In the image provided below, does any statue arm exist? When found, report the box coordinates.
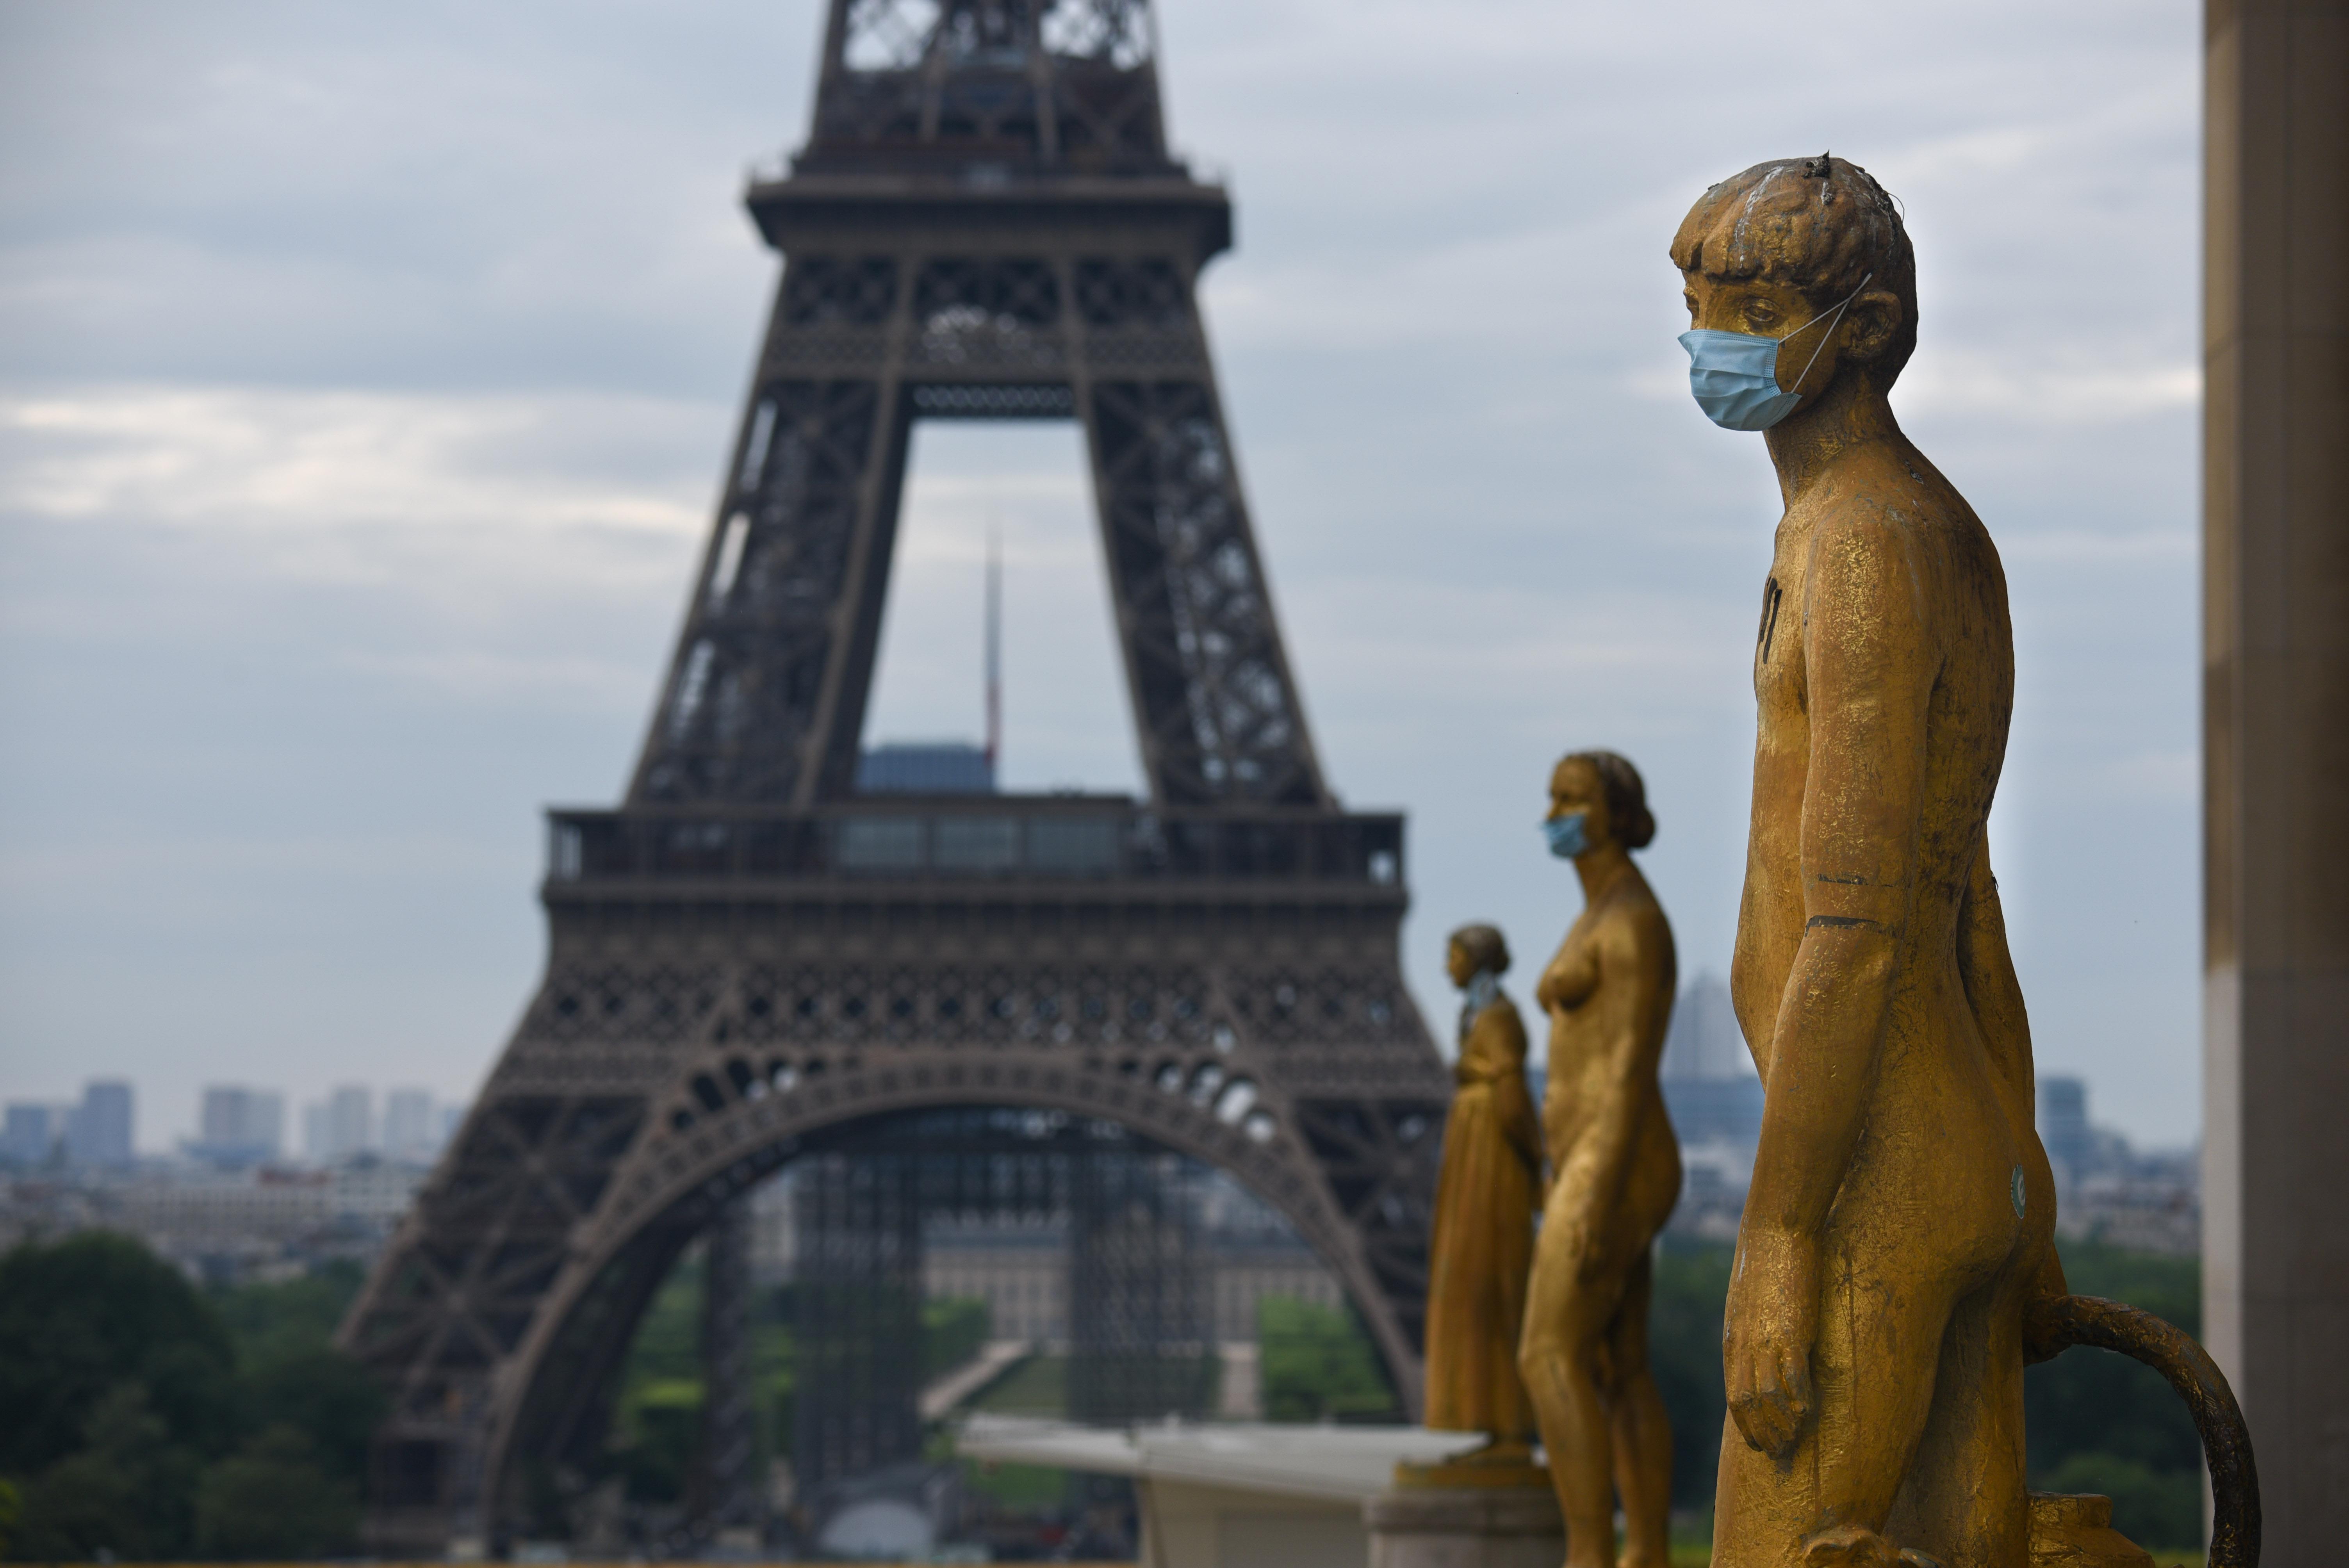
[1726,511,1932,1458]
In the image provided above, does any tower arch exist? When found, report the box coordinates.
[480,1077,1418,1541]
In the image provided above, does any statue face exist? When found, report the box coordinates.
[1446,940,1477,989]
[1680,269,1901,411]
[1547,756,1613,853]
[1680,271,1847,410]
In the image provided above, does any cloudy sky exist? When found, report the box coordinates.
[0,0,2200,1151]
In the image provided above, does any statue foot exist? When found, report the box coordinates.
[1801,1526,1946,1568]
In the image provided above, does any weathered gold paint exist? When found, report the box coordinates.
[1517,752,1681,1568]
[1673,157,2074,1568]
[1419,928,1544,1456]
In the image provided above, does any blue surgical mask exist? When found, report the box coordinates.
[1678,272,1873,432]
[1543,813,1588,859]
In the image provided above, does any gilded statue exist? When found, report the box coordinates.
[1672,156,2067,1567]
[1518,751,1681,1568]
[1419,922,1543,1466]
[1659,153,2267,1568]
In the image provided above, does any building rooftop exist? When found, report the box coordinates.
[857,742,996,795]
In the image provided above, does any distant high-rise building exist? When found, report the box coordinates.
[64,1081,135,1167]
[190,1086,285,1166]
[1661,972,1748,1083]
[2037,1075,2093,1186]
[382,1089,437,1160]
[2,1103,62,1166]
[251,1090,285,1154]
[1659,973,1764,1154]
[314,1086,374,1162]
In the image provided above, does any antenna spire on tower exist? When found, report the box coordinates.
[984,526,1002,781]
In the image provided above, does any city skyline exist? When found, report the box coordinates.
[1,1076,463,1164]
[0,1000,2196,1161]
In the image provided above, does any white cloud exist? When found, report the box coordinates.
[0,385,718,634]
[0,386,711,536]
[1897,354,2200,425]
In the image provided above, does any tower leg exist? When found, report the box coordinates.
[1071,1148,1207,1422]
[695,1196,761,1545]
[791,1151,925,1497]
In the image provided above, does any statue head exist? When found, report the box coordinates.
[1669,155,1916,414]
[1447,923,1510,987]
[1549,750,1656,858]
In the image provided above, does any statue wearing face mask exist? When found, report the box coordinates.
[1673,158,2073,1568]
[1417,922,1544,1470]
[1521,749,1681,1568]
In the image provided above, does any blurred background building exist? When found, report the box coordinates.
[0,1076,465,1284]
[2,1080,136,1170]
[1657,974,1763,1244]
[185,1085,285,1168]
[2037,1074,2199,1257]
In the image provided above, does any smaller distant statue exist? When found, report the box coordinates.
[1520,751,1680,1568]
[1419,922,1544,1466]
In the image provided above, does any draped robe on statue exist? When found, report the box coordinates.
[1422,984,1543,1438]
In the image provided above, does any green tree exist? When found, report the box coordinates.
[209,1258,368,1365]
[1259,1295,1399,1422]
[2024,1242,2205,1547]
[0,1233,236,1476]
[11,1385,201,1562]
[610,1256,707,1502]
[2039,1453,2201,1552]
[1649,1242,1734,1507]
[240,1345,388,1491]
[193,1424,361,1561]
[0,1233,397,1562]
[618,1381,703,1504]
[924,1296,992,1380]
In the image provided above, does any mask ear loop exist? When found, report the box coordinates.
[1779,270,1875,394]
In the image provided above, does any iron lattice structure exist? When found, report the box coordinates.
[340,0,1449,1553]
[784,1107,1214,1496]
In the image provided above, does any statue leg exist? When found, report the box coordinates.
[1880,1268,2034,1566]
[1520,1222,1632,1568]
[1711,1243,1959,1568]
[1605,1249,1674,1568]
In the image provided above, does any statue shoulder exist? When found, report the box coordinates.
[1595,873,1675,962]
[1466,994,1530,1058]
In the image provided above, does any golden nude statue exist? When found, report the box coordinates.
[1419,922,1543,1465]
[1672,156,2069,1568]
[1518,751,1681,1568]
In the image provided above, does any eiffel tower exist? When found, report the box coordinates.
[342,0,1449,1552]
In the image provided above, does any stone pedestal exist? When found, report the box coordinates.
[1364,1484,1563,1568]
[2028,1492,2153,1568]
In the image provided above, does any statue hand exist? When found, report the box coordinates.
[1724,1226,1819,1459]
